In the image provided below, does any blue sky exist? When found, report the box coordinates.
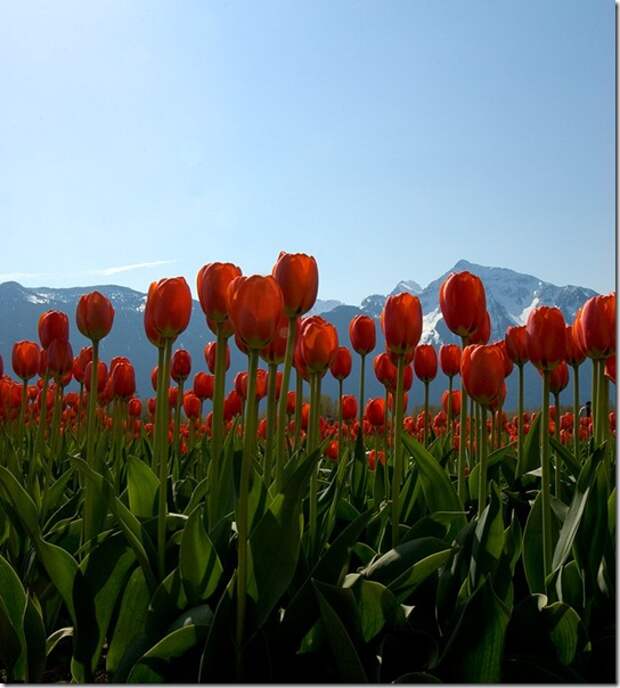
[0,1,614,305]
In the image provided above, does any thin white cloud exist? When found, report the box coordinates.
[92,260,175,276]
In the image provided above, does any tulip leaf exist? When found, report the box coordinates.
[0,554,27,680]
[401,434,466,537]
[71,533,137,681]
[127,624,208,683]
[246,448,320,629]
[180,507,223,605]
[438,578,510,682]
[312,580,369,682]
[126,455,159,519]
[23,594,47,683]
[517,412,541,477]
[107,567,151,676]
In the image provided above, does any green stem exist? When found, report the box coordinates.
[208,325,228,523]
[478,406,488,512]
[236,349,259,678]
[553,392,561,498]
[358,354,366,436]
[157,339,173,580]
[264,362,278,484]
[83,340,100,546]
[457,372,468,502]
[423,381,429,446]
[572,364,580,461]
[294,369,303,451]
[391,355,405,547]
[275,317,297,492]
[308,372,322,558]
[447,376,453,440]
[518,364,524,471]
[541,370,552,584]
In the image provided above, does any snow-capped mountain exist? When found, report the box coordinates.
[0,261,604,409]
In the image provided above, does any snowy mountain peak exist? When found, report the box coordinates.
[390,279,423,296]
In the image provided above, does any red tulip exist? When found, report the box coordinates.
[439,271,486,339]
[374,352,397,389]
[329,346,352,381]
[47,339,74,377]
[171,349,192,383]
[183,392,201,420]
[204,341,230,373]
[504,325,529,365]
[12,341,41,381]
[111,361,136,399]
[441,389,461,417]
[414,344,438,382]
[439,344,461,377]
[342,394,358,421]
[76,291,114,341]
[128,398,142,417]
[299,316,339,374]
[565,325,586,367]
[196,262,242,335]
[272,251,318,317]
[349,315,376,356]
[468,311,491,345]
[84,361,108,393]
[145,277,192,342]
[461,344,505,407]
[381,293,422,356]
[526,307,567,371]
[576,293,615,360]
[548,361,569,395]
[193,372,214,400]
[365,397,385,427]
[604,355,616,384]
[227,275,284,349]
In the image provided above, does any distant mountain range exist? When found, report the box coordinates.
[0,260,602,410]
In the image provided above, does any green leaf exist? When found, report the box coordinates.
[313,580,368,682]
[344,576,405,642]
[549,437,581,479]
[0,596,22,679]
[179,507,223,605]
[551,453,599,573]
[106,567,150,675]
[281,508,374,650]
[389,549,452,603]
[0,465,40,536]
[23,594,47,683]
[127,456,160,519]
[247,449,320,629]
[401,434,466,538]
[439,578,510,682]
[469,483,505,587]
[517,412,541,477]
[71,533,137,681]
[363,536,448,587]
[127,624,208,683]
[0,554,27,679]
[46,626,73,657]
[522,491,559,595]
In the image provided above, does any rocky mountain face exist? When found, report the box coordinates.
[0,260,603,411]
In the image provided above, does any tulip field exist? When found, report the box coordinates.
[0,253,615,683]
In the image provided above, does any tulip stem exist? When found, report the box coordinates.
[236,349,259,678]
[83,339,100,547]
[264,362,278,484]
[541,370,553,585]
[208,325,228,524]
[358,354,366,435]
[572,364,580,461]
[152,346,165,474]
[294,370,303,451]
[447,376,453,441]
[275,317,297,492]
[478,406,488,513]
[423,381,429,446]
[517,364,524,472]
[173,380,184,481]
[308,372,321,559]
[457,378,468,504]
[553,391,561,498]
[391,355,405,547]
[157,338,173,580]
[18,380,27,460]
[33,372,49,471]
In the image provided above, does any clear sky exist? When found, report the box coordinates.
[0,1,614,305]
